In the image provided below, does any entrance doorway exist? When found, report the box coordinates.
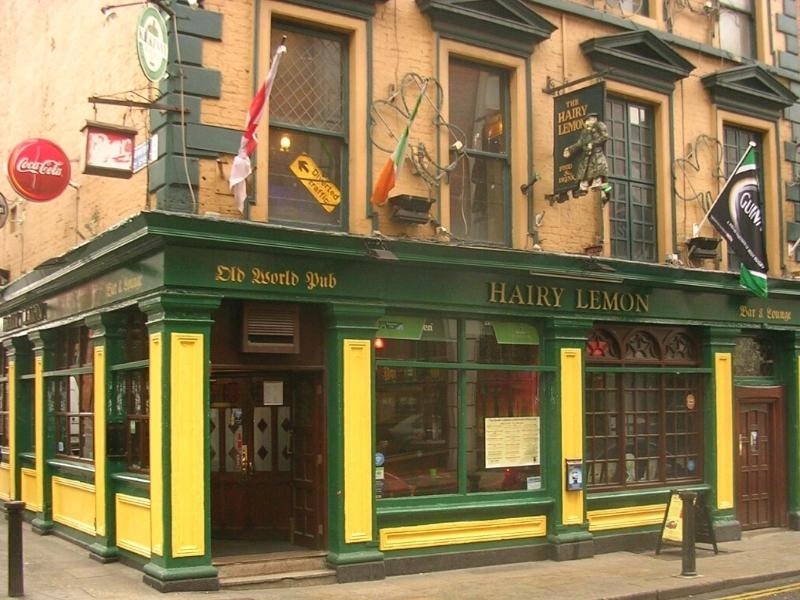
[210,371,326,550]
[735,386,787,530]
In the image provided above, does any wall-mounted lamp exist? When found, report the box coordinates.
[366,239,398,261]
[279,134,291,152]
[528,266,624,284]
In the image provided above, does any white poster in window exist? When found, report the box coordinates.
[485,417,540,468]
[263,381,284,405]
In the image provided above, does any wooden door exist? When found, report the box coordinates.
[210,377,292,538]
[736,386,787,530]
[290,372,326,548]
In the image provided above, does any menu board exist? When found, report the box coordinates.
[485,417,540,468]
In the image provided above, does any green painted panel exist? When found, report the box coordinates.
[171,64,221,98]
[492,321,539,345]
[148,155,199,191]
[150,94,202,128]
[170,34,203,66]
[186,123,242,154]
[174,3,222,40]
[164,245,800,328]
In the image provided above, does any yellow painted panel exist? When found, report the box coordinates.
[52,476,96,535]
[560,348,583,526]
[93,346,106,536]
[587,504,666,532]
[343,339,372,543]
[34,355,43,510]
[715,352,734,510]
[8,361,15,499]
[0,464,10,501]
[169,332,205,558]
[149,333,164,556]
[20,468,40,511]
[116,493,152,558]
[380,516,547,551]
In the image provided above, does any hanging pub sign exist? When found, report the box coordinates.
[81,121,136,179]
[0,193,8,229]
[6,138,71,202]
[136,6,169,82]
[552,82,606,203]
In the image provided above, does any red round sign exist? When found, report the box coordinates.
[7,138,71,202]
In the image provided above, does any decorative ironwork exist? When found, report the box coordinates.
[625,330,659,360]
[664,332,696,361]
[673,134,724,214]
[733,336,775,377]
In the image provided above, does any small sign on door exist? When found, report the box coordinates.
[263,381,284,405]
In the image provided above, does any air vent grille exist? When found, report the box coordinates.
[242,303,299,353]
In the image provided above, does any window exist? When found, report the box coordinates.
[0,350,8,463]
[723,125,762,271]
[733,334,774,377]
[268,23,346,229]
[448,60,510,245]
[375,317,541,498]
[49,326,94,460]
[719,0,755,59]
[112,311,149,472]
[585,325,703,490]
[606,96,656,262]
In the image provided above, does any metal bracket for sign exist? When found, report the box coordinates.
[87,96,189,114]
[543,70,611,95]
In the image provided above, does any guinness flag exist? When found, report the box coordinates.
[708,143,767,297]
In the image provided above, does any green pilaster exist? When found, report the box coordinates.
[86,313,126,563]
[4,337,32,501]
[324,304,386,583]
[28,330,56,534]
[139,294,221,592]
[703,327,740,541]
[542,317,593,560]
[780,331,800,530]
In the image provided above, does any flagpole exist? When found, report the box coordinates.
[694,140,757,236]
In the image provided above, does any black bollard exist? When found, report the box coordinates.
[679,491,697,577]
[6,500,25,597]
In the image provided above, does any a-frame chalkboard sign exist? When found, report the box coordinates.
[655,490,718,555]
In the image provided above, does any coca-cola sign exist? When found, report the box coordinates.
[7,138,71,202]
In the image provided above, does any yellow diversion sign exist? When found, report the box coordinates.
[289,153,341,213]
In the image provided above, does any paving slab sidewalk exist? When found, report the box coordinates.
[1,518,798,600]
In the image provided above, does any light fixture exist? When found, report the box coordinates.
[528,267,624,284]
[366,240,398,261]
[279,134,291,152]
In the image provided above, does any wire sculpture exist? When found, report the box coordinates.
[673,134,724,214]
[369,72,466,196]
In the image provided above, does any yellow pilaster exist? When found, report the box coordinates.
[561,348,584,526]
[715,352,734,510]
[149,333,164,556]
[343,339,372,543]
[34,355,43,510]
[93,346,106,536]
[8,360,15,499]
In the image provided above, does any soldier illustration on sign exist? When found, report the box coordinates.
[562,112,611,201]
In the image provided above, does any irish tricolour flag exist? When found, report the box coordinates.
[371,85,427,206]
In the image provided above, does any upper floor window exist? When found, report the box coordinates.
[268,23,346,229]
[606,96,656,262]
[609,0,649,17]
[723,125,762,271]
[448,59,510,245]
[719,0,755,59]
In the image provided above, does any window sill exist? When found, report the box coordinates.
[587,482,709,507]
[377,492,554,522]
[111,472,150,490]
[47,458,95,478]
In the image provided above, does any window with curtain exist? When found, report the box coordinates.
[719,0,755,59]
[268,23,346,229]
[723,125,763,272]
[375,317,542,498]
[585,325,704,490]
[448,59,510,245]
[49,326,94,460]
[606,96,656,262]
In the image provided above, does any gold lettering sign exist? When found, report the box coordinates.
[488,282,649,314]
[214,264,337,292]
[739,305,792,322]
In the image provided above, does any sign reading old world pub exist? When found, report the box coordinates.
[553,82,606,200]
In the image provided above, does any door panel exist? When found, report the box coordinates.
[736,386,786,530]
[290,374,325,549]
